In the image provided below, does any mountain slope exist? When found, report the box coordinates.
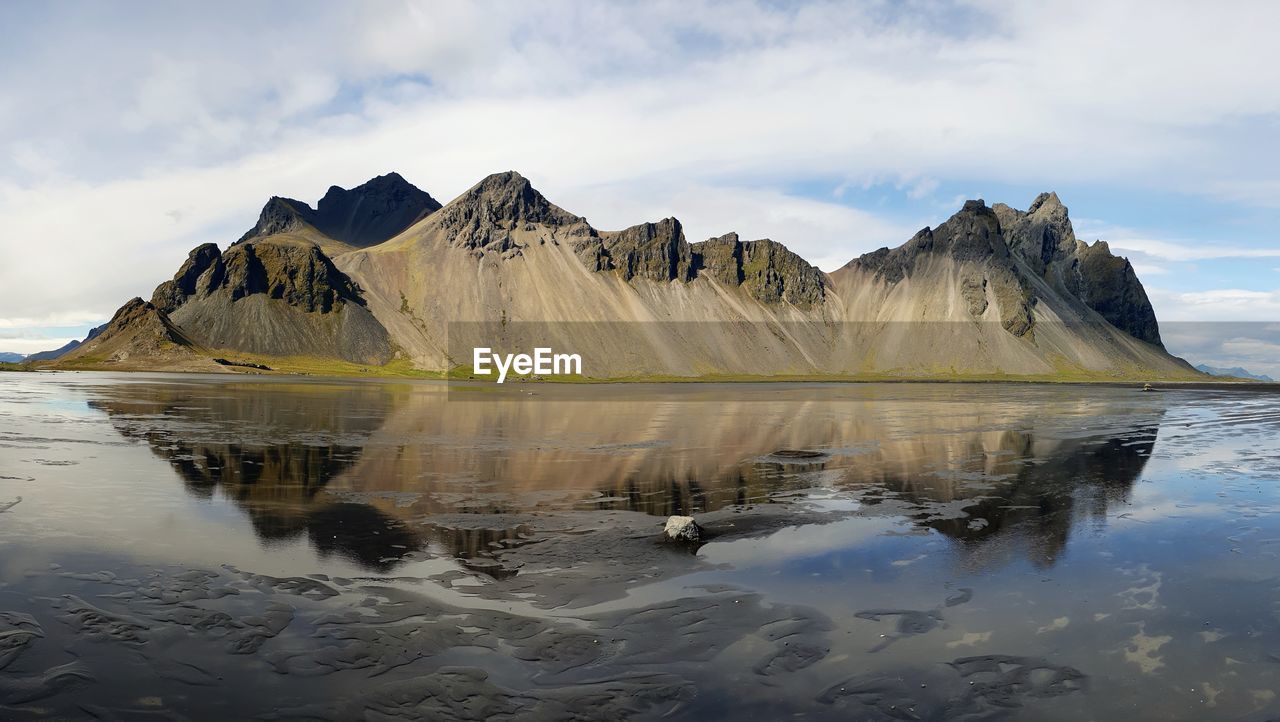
[62,171,1200,380]
[57,298,216,370]
[149,235,392,364]
[824,194,1186,377]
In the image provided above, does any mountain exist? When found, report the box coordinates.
[237,172,440,251]
[25,324,107,362]
[1194,364,1274,382]
[54,171,1200,380]
[148,237,391,364]
[0,352,24,363]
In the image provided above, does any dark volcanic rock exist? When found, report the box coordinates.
[151,243,225,313]
[237,197,313,244]
[852,199,1009,285]
[238,173,440,247]
[691,233,826,307]
[997,193,1163,346]
[438,171,585,255]
[851,194,1162,344]
[153,241,364,315]
[851,200,1034,336]
[154,239,368,316]
[691,232,744,285]
[1073,241,1162,345]
[739,239,826,307]
[994,192,1076,275]
[599,218,693,282]
[310,172,440,246]
[221,242,365,313]
[147,237,391,364]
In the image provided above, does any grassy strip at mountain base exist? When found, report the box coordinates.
[443,363,1208,385]
[47,353,1211,384]
[0,362,33,372]
[194,353,448,378]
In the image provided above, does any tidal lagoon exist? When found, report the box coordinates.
[1,372,1277,719]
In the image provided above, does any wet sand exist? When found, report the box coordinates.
[2,373,1280,719]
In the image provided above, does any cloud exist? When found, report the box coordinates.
[0,336,78,356]
[5,0,1280,330]
[1105,238,1280,263]
[1160,323,1280,377]
[1148,289,1280,322]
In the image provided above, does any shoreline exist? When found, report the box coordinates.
[12,364,1274,391]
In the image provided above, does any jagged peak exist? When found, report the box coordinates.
[613,217,683,239]
[438,171,582,237]
[236,197,313,244]
[993,191,1068,221]
[1028,191,1065,215]
[935,199,999,233]
[237,173,442,247]
[317,171,435,209]
[450,171,555,217]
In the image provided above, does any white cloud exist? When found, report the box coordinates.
[1148,289,1280,322]
[1130,263,1168,277]
[5,0,1280,331]
[0,336,78,356]
[1162,326,1280,378]
[1107,239,1280,263]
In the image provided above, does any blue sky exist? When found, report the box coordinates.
[3,1,1280,371]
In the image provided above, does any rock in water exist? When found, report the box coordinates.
[664,516,701,543]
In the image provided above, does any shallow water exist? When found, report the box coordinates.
[1,372,1279,719]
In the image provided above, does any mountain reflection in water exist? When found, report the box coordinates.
[86,379,1162,573]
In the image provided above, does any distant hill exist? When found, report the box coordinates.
[0,352,25,363]
[1194,363,1274,382]
[57,171,1200,380]
[26,324,107,362]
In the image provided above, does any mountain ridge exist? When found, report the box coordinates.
[53,171,1201,380]
[238,172,441,250]
[1194,363,1273,382]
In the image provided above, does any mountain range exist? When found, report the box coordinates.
[47,171,1200,380]
[1194,364,1273,382]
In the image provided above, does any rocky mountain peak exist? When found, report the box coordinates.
[238,197,312,243]
[449,171,575,224]
[596,218,692,282]
[690,234,826,307]
[1028,191,1065,215]
[238,173,441,248]
[152,243,226,313]
[437,171,584,254]
[994,191,1077,273]
[855,199,1006,281]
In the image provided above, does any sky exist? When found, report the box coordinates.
[3,0,1280,372]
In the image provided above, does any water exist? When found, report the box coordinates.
[1,372,1278,719]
